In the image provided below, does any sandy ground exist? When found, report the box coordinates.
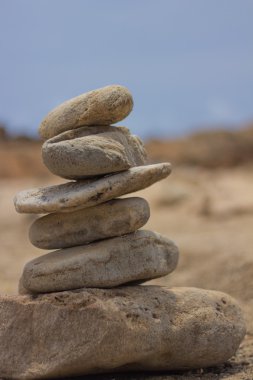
[0,166,253,379]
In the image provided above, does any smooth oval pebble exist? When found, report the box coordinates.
[0,286,246,378]
[39,85,133,139]
[14,163,172,214]
[42,125,146,179]
[29,197,150,249]
[21,230,179,293]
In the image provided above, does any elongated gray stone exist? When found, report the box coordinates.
[29,197,150,249]
[39,85,133,139]
[21,230,178,293]
[42,125,146,179]
[14,163,171,214]
[0,286,246,379]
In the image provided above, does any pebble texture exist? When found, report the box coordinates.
[14,163,171,214]
[29,197,150,249]
[42,125,146,179]
[39,85,133,139]
[0,286,246,379]
[21,230,178,293]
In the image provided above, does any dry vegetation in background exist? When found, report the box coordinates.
[0,123,253,178]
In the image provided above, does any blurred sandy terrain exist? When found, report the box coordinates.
[2,167,253,297]
[0,128,253,378]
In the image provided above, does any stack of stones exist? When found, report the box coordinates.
[16,85,178,294]
[0,85,245,379]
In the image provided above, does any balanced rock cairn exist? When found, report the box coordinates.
[0,85,245,379]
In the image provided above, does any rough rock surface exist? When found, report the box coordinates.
[14,163,171,214]
[39,85,133,139]
[0,286,246,379]
[21,230,178,293]
[29,197,150,249]
[42,125,146,179]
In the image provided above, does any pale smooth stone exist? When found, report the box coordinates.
[42,125,146,179]
[29,197,150,249]
[39,85,133,139]
[0,287,246,379]
[21,230,179,293]
[14,163,171,214]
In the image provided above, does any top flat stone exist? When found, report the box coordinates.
[39,85,133,139]
[14,163,171,214]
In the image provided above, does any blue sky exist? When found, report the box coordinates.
[0,0,252,138]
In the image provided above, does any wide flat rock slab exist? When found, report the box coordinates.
[39,85,133,139]
[14,163,171,214]
[0,286,246,379]
[21,230,178,293]
[29,197,150,249]
[42,125,146,179]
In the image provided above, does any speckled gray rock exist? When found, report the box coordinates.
[14,163,171,214]
[0,286,246,379]
[20,230,178,293]
[42,125,146,179]
[29,197,150,249]
[39,85,133,139]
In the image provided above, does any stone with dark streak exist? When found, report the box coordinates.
[14,163,171,214]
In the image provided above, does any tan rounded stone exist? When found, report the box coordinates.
[14,163,171,214]
[21,230,179,293]
[42,125,146,179]
[29,197,150,249]
[39,85,133,139]
[0,286,246,378]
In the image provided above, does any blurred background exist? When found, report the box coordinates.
[0,0,253,374]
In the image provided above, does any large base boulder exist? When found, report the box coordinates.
[0,286,246,379]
